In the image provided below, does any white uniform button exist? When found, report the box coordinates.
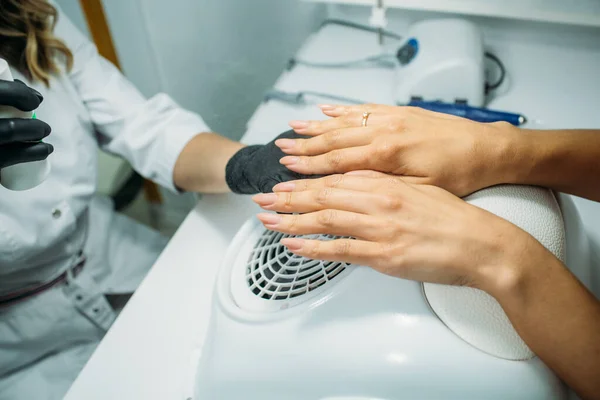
[52,208,62,219]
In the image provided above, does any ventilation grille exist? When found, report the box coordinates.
[246,230,350,301]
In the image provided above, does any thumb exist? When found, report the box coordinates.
[400,176,431,186]
[344,170,389,179]
[345,170,431,186]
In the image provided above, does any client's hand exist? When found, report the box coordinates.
[276,104,519,197]
[251,171,548,295]
[225,130,318,194]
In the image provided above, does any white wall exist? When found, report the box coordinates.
[54,0,89,36]
[60,0,326,140]
[138,0,325,139]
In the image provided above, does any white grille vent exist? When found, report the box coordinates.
[227,218,355,314]
[246,230,350,301]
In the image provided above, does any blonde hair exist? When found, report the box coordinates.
[0,0,73,86]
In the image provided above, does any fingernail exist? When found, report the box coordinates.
[275,139,296,150]
[289,120,309,129]
[257,213,282,226]
[318,104,335,111]
[273,182,296,192]
[252,193,277,206]
[280,156,299,166]
[281,238,304,251]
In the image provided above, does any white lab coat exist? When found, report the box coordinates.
[0,8,209,400]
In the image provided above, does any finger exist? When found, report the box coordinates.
[272,174,398,193]
[280,146,373,175]
[0,80,43,111]
[346,170,431,187]
[281,237,381,267]
[276,126,373,156]
[345,170,390,179]
[288,113,367,136]
[318,103,391,118]
[0,142,54,169]
[398,176,431,186]
[289,104,388,136]
[257,210,383,241]
[323,104,460,125]
[252,187,386,215]
[0,118,51,144]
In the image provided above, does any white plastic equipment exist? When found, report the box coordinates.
[194,185,591,399]
[0,59,50,191]
[395,19,486,107]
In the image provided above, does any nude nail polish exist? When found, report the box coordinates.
[257,213,282,226]
[275,139,295,150]
[273,182,296,192]
[289,120,309,129]
[252,193,277,206]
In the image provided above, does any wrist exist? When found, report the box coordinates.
[173,133,245,193]
[476,225,549,302]
[484,121,533,187]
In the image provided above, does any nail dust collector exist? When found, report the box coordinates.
[395,19,486,107]
[194,185,592,399]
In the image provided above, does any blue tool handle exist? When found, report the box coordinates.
[408,101,523,125]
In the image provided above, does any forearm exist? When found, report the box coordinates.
[486,240,600,399]
[173,133,244,193]
[499,126,600,201]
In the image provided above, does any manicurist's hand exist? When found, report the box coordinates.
[174,130,317,194]
[0,79,53,170]
[225,130,318,194]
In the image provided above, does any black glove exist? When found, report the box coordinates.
[0,79,53,169]
[226,130,319,194]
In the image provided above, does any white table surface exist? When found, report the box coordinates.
[65,22,600,400]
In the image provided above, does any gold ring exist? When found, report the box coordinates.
[361,112,371,127]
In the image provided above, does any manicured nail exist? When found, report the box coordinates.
[275,139,296,150]
[273,182,296,192]
[289,120,309,129]
[318,104,335,111]
[257,213,282,226]
[280,156,299,166]
[252,193,278,207]
[281,238,305,251]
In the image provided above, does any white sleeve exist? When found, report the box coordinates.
[53,8,210,191]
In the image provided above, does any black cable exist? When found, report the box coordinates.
[320,18,403,40]
[484,51,506,94]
